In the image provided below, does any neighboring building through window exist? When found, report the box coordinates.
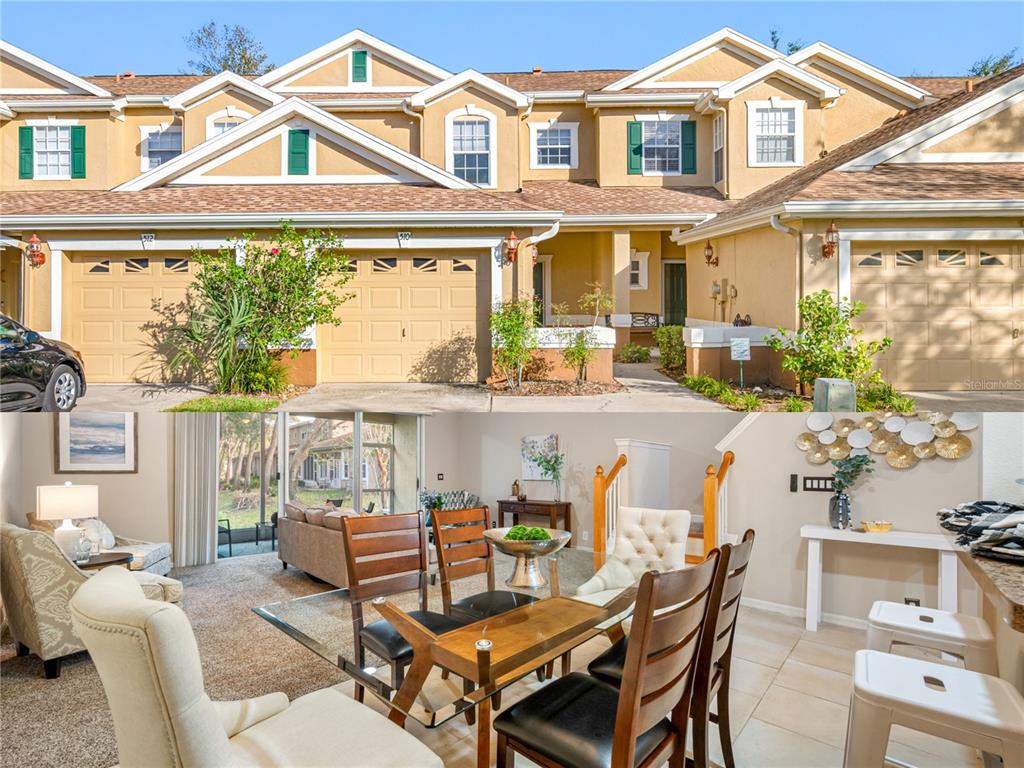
[712,114,725,183]
[141,126,182,171]
[452,118,491,185]
[747,100,803,167]
[529,122,578,169]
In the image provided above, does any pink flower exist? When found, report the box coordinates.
[271,248,279,255]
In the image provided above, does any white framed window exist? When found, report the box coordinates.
[529,122,578,169]
[212,119,243,136]
[445,106,497,188]
[712,114,725,183]
[629,249,650,290]
[205,106,253,140]
[642,121,681,174]
[140,125,182,171]
[746,99,803,168]
[34,125,72,179]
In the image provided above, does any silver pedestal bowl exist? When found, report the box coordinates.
[484,527,572,589]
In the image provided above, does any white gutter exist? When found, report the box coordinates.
[5,99,119,111]
[312,97,406,110]
[770,214,798,236]
[526,91,586,102]
[519,219,560,253]
[563,213,716,227]
[585,93,702,106]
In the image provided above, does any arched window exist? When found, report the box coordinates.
[205,106,254,141]
[445,106,496,188]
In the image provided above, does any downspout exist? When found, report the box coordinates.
[770,213,806,393]
[517,97,534,191]
[401,99,424,157]
[514,219,561,303]
[769,214,797,237]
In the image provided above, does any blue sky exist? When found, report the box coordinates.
[3,1,1021,78]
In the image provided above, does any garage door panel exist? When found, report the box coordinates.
[79,321,115,344]
[81,353,115,378]
[449,286,476,309]
[889,321,928,345]
[80,287,116,311]
[328,322,361,343]
[975,283,1013,307]
[930,320,972,346]
[121,287,156,310]
[409,320,442,343]
[328,354,363,378]
[886,283,928,306]
[852,283,885,306]
[368,321,402,343]
[975,320,1014,347]
[929,282,970,307]
[409,287,442,309]
[368,354,403,378]
[369,287,402,310]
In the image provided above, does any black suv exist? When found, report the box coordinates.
[0,314,86,411]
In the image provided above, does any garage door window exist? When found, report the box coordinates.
[895,250,923,267]
[857,252,882,267]
[453,259,474,272]
[980,250,1006,267]
[125,258,150,273]
[937,249,966,267]
[88,260,110,274]
[164,258,189,273]
[413,257,437,273]
[372,257,397,273]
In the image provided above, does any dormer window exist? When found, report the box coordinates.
[747,99,803,168]
[446,107,497,188]
[140,125,181,171]
[211,119,243,136]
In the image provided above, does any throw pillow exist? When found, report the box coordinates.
[284,504,307,523]
[79,518,116,550]
[322,511,344,530]
[305,508,326,527]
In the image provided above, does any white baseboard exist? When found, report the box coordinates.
[741,596,868,631]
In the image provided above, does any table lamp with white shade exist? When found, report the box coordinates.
[36,482,99,557]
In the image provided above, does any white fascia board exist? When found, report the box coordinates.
[671,206,784,244]
[602,27,782,92]
[408,70,529,108]
[782,199,1024,216]
[114,96,476,191]
[716,60,844,101]
[584,93,703,107]
[308,97,406,110]
[0,40,112,97]
[525,91,586,102]
[4,99,118,111]
[123,95,172,106]
[167,71,284,110]
[561,213,716,227]
[255,29,452,88]
[0,210,564,230]
[839,73,1024,171]
[0,100,13,118]
[786,42,930,102]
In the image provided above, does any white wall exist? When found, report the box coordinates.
[0,413,23,524]
[425,413,743,547]
[12,413,175,545]
[725,413,983,624]
[981,412,1024,501]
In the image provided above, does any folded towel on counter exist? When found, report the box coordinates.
[938,501,1024,564]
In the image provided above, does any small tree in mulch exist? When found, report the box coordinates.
[578,282,614,327]
[490,296,538,390]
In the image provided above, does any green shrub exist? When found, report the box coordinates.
[766,290,892,394]
[857,383,916,413]
[490,297,538,390]
[783,396,809,412]
[617,342,651,363]
[737,392,760,411]
[654,325,685,369]
[561,329,595,385]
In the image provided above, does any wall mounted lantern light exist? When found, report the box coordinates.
[704,240,718,267]
[26,233,45,267]
[504,230,521,263]
[822,221,839,259]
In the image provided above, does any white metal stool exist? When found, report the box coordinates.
[844,650,1024,768]
[867,600,998,675]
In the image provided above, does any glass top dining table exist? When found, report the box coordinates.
[253,545,633,732]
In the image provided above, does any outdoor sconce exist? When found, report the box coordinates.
[822,221,839,259]
[25,233,45,267]
[504,230,521,263]
[703,240,718,267]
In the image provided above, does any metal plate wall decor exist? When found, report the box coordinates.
[796,412,975,471]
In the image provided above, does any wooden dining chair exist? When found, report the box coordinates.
[340,511,467,704]
[431,506,540,622]
[493,552,721,768]
[587,529,756,768]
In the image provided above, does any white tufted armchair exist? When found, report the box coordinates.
[576,506,691,606]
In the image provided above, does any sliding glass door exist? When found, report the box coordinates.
[217,414,279,553]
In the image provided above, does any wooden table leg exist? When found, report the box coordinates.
[550,508,557,531]
[565,506,571,542]
[476,694,491,768]
[387,654,432,727]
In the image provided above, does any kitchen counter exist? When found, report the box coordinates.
[940,527,1024,633]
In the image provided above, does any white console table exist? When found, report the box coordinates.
[800,524,958,632]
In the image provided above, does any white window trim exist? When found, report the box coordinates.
[712,113,725,184]
[350,48,372,86]
[636,117,686,178]
[139,123,182,173]
[535,253,553,323]
[28,118,80,180]
[746,98,804,168]
[528,121,578,170]
[629,249,650,290]
[205,106,254,140]
[444,105,497,189]
[633,112,690,122]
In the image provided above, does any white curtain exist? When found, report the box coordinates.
[173,414,219,567]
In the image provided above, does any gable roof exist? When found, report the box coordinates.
[254,29,451,90]
[786,42,931,105]
[115,96,476,191]
[603,28,782,91]
[0,40,111,97]
[714,58,844,101]
[408,69,529,108]
[166,71,283,110]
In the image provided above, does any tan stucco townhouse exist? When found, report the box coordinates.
[1,28,1021,390]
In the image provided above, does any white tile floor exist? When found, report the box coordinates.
[337,605,983,768]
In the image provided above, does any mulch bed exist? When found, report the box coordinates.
[658,368,812,412]
[490,379,624,397]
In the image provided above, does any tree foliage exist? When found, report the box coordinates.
[490,297,538,389]
[185,22,273,75]
[969,48,1020,77]
[769,27,804,55]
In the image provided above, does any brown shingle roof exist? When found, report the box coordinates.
[486,70,631,92]
[904,76,971,97]
[0,184,549,217]
[698,63,1024,229]
[86,74,211,95]
[797,163,1024,201]
[514,181,728,216]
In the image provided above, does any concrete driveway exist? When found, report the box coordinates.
[907,390,1023,412]
[75,384,210,411]
[279,383,492,413]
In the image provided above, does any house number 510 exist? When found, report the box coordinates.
[397,231,412,246]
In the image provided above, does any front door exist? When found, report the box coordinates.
[664,262,686,326]
[1,248,22,322]
[533,260,545,324]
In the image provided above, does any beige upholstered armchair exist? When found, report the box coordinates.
[27,511,172,576]
[576,506,692,605]
[0,523,181,678]
[70,567,444,768]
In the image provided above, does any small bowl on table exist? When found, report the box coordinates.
[860,520,893,533]
[484,527,572,589]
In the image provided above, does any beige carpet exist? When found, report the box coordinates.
[0,553,346,768]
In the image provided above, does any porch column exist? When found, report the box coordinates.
[611,230,631,348]
[44,249,63,340]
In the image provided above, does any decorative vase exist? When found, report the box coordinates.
[553,477,561,502]
[828,492,851,529]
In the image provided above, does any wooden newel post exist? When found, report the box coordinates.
[703,465,718,559]
[593,464,606,560]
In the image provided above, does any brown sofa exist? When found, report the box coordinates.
[278,503,353,588]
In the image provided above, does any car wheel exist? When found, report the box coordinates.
[43,365,80,411]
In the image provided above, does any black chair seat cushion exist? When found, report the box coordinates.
[587,636,627,685]
[360,610,465,663]
[452,590,540,620]
[493,672,673,768]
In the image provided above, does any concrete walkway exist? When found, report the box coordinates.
[76,384,210,411]
[279,383,492,413]
[906,390,1023,412]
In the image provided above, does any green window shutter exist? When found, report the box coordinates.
[70,125,86,179]
[627,121,643,175]
[287,129,309,175]
[18,126,33,179]
[351,50,368,83]
[680,121,696,175]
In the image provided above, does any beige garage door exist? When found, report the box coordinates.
[319,252,483,382]
[68,253,193,383]
[852,242,1023,391]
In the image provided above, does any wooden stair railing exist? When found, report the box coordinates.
[695,450,735,561]
[592,453,627,567]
